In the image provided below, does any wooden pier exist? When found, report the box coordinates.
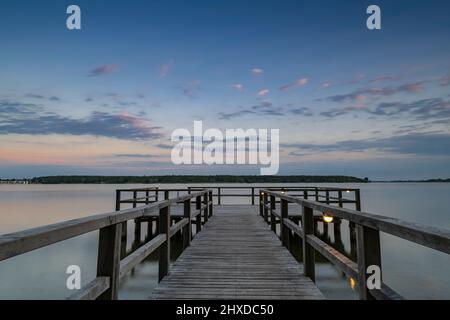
[152,205,323,299]
[0,186,449,300]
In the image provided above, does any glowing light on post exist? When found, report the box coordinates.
[349,277,356,290]
[322,214,334,223]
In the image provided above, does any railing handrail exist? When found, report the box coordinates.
[0,190,209,262]
[261,189,450,254]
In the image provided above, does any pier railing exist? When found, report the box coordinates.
[260,189,450,300]
[116,186,361,206]
[0,189,213,300]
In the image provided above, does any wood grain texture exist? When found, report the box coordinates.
[151,205,324,300]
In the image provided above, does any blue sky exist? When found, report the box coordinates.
[1,0,450,179]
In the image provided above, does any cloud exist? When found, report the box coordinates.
[251,68,263,76]
[368,75,399,83]
[321,82,332,88]
[257,89,269,97]
[218,102,314,120]
[218,109,256,120]
[230,83,244,91]
[370,98,450,121]
[160,60,174,77]
[0,103,161,140]
[279,78,308,91]
[290,107,314,116]
[181,80,201,98]
[115,153,163,158]
[324,81,426,103]
[282,132,450,157]
[440,75,450,86]
[88,65,116,77]
[25,94,60,102]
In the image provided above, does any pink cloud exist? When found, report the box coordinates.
[279,78,308,91]
[257,89,269,96]
[160,60,174,77]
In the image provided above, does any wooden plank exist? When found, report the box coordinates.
[119,234,165,278]
[306,234,358,280]
[66,277,110,300]
[151,205,323,300]
[96,224,121,300]
[302,206,315,282]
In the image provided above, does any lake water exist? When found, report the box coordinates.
[0,183,449,300]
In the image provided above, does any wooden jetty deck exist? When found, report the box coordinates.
[0,186,449,300]
[152,205,323,299]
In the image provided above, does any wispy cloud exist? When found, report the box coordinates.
[25,94,60,102]
[88,64,116,77]
[230,83,244,91]
[279,78,308,91]
[257,89,269,97]
[251,68,263,76]
[320,97,450,123]
[321,82,332,88]
[368,75,399,83]
[181,80,201,98]
[160,60,174,77]
[282,132,450,157]
[324,81,426,103]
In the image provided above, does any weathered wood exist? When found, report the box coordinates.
[270,195,276,232]
[158,206,170,281]
[119,234,165,278]
[357,224,382,300]
[195,196,202,233]
[262,190,450,254]
[306,234,358,280]
[280,199,289,249]
[67,277,110,300]
[182,199,191,248]
[96,224,122,300]
[152,205,323,300]
[302,206,315,282]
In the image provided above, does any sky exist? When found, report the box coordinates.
[1,0,450,180]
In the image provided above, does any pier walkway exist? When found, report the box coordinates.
[152,205,323,299]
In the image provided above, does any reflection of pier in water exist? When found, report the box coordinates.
[0,186,449,300]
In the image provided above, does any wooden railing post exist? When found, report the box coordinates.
[281,199,290,249]
[302,206,315,282]
[263,193,269,223]
[96,223,122,300]
[203,192,209,223]
[251,187,255,205]
[115,190,127,259]
[208,190,213,217]
[155,187,159,201]
[270,195,276,232]
[164,190,169,200]
[158,206,170,281]
[259,192,263,217]
[133,191,141,243]
[356,225,382,300]
[315,187,319,201]
[183,199,191,248]
[218,187,221,205]
[338,190,343,207]
[195,195,202,233]
[355,189,361,211]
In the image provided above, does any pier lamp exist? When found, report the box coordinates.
[322,213,334,223]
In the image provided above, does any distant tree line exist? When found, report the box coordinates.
[28,175,370,184]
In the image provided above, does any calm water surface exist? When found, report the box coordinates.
[0,183,449,299]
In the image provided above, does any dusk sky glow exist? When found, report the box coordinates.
[1,0,450,179]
